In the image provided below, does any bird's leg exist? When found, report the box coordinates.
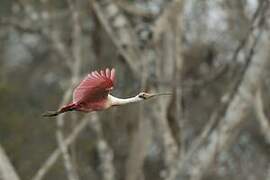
[42,108,75,117]
[42,111,61,117]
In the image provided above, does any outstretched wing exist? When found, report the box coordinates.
[73,68,116,104]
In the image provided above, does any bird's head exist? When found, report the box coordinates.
[137,92,172,100]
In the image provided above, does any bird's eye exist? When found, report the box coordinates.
[138,93,146,99]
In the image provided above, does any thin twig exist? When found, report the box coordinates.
[152,0,184,43]
[116,1,156,18]
[166,1,268,179]
[254,88,270,144]
[0,145,21,180]
[32,116,93,180]
[67,0,83,174]
[163,1,185,179]
[90,113,115,180]
[267,165,270,180]
[37,1,82,179]
[56,108,79,180]
[55,86,79,180]
[91,1,141,79]
[125,49,150,180]
[17,0,73,67]
[68,0,83,80]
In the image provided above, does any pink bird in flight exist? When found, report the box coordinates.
[43,68,171,117]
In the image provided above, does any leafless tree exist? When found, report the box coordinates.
[0,0,270,180]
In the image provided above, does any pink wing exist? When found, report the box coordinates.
[73,68,116,104]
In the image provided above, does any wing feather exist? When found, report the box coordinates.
[100,70,106,77]
[106,68,110,78]
[93,71,100,78]
[91,73,98,79]
[73,68,116,103]
[110,68,115,82]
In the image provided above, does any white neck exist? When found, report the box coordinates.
[108,94,142,106]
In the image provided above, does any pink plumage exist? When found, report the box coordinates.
[42,68,116,117]
[72,68,115,111]
[42,67,170,117]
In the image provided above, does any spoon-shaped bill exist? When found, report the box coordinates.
[148,92,172,98]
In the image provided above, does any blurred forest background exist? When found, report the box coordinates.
[0,0,270,180]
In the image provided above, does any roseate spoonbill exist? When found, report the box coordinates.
[42,68,171,117]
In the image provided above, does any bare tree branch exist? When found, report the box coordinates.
[150,1,186,179]
[91,0,141,79]
[90,113,115,180]
[0,145,20,180]
[67,0,84,174]
[116,1,157,18]
[32,116,93,180]
[254,88,270,144]
[54,73,79,180]
[174,31,269,180]
[35,2,83,175]
[267,165,270,180]
[152,0,184,43]
[16,0,73,67]
[164,2,269,179]
[68,0,83,81]
[172,0,185,155]
[56,106,80,180]
[125,50,151,180]
[51,0,84,179]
